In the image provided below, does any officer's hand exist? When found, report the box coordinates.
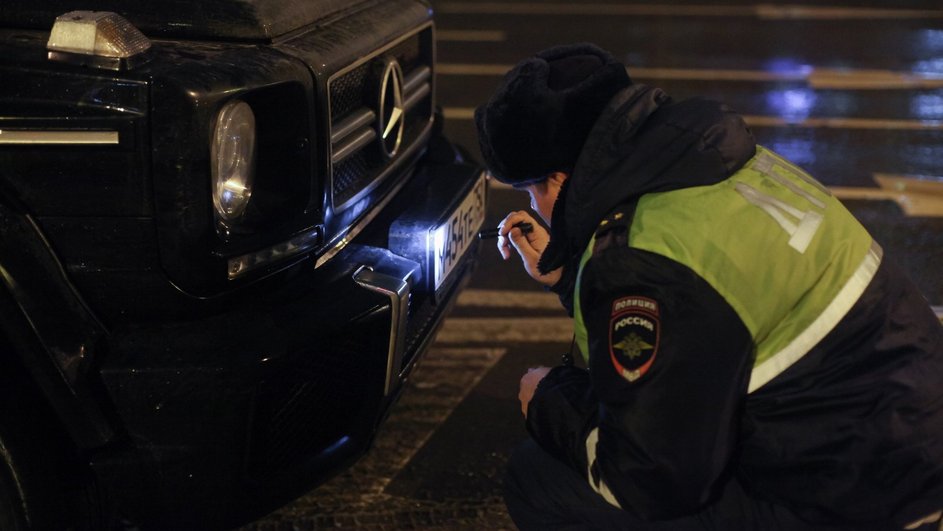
[496,211,562,287]
[518,366,552,418]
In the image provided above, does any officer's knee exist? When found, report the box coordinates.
[503,438,538,503]
[503,439,554,529]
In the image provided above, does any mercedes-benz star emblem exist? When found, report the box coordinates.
[378,59,406,158]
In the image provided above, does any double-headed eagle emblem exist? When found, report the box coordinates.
[612,332,654,359]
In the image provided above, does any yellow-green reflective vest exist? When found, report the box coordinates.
[573,146,881,392]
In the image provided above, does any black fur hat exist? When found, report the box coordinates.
[474,43,632,186]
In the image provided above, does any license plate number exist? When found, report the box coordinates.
[433,174,487,291]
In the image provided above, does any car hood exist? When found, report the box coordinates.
[0,0,373,41]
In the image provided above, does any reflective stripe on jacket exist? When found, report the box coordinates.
[573,146,878,393]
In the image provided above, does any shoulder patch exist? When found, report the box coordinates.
[609,297,660,383]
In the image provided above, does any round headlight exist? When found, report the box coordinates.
[211,100,256,222]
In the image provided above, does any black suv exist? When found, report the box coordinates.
[0,1,486,528]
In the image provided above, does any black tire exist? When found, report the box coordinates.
[0,408,60,530]
[0,367,98,531]
[0,437,28,530]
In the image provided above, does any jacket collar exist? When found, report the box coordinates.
[538,84,756,274]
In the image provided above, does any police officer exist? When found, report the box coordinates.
[475,43,943,530]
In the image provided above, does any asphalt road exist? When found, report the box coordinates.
[242,1,943,529]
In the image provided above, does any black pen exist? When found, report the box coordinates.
[478,222,533,239]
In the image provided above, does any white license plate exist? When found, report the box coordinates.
[433,173,487,291]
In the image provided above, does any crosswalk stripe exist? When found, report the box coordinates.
[436,30,507,42]
[441,106,943,131]
[436,317,573,343]
[481,145,943,216]
[442,302,942,335]
[743,115,943,131]
[832,174,943,217]
[456,289,562,310]
[436,2,943,20]
[437,64,943,91]
[284,346,508,514]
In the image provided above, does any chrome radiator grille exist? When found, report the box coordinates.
[328,25,433,210]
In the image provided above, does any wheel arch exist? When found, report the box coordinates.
[0,197,115,449]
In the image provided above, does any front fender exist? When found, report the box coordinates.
[0,198,113,448]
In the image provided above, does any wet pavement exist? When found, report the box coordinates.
[239,345,519,530]
[242,1,943,529]
[239,186,564,529]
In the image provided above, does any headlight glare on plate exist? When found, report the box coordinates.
[211,100,256,222]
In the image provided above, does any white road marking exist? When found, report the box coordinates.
[438,3,742,16]
[832,174,943,217]
[384,347,507,473]
[474,137,943,217]
[443,106,943,131]
[298,347,508,504]
[436,317,573,343]
[809,69,943,90]
[442,107,476,120]
[437,29,507,42]
[755,5,943,20]
[437,63,514,76]
[743,115,943,130]
[456,288,562,310]
[437,63,943,91]
[443,292,943,334]
[437,2,943,20]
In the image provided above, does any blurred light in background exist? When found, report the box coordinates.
[766,87,817,123]
[911,94,943,120]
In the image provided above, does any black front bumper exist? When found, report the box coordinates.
[90,154,485,528]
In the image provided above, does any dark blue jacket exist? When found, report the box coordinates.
[526,84,943,528]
